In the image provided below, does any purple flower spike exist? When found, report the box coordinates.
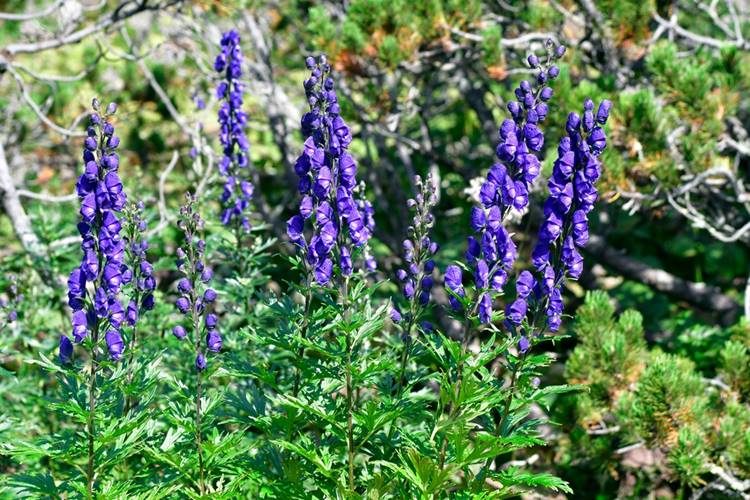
[174,195,221,370]
[215,30,254,230]
[289,54,377,285]
[446,40,573,346]
[65,99,130,363]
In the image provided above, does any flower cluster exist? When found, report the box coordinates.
[391,174,440,334]
[172,195,220,371]
[214,30,253,230]
[62,99,127,363]
[446,41,567,324]
[286,55,375,285]
[0,275,22,326]
[519,98,611,333]
[122,201,156,329]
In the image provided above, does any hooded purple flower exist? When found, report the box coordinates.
[59,335,74,364]
[105,330,124,360]
[173,325,187,340]
[444,265,465,311]
[206,331,222,352]
[195,353,207,371]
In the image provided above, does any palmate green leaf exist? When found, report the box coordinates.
[489,467,572,495]
[5,472,61,498]
[380,448,458,496]
[160,426,185,452]
[350,302,388,347]
[272,438,337,480]
[526,383,584,411]
[26,352,67,375]
[276,394,346,437]
[354,400,398,444]
[2,434,78,463]
[460,433,545,465]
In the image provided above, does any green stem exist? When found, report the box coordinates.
[196,367,205,496]
[187,229,206,496]
[86,320,99,499]
[292,285,313,398]
[437,318,472,470]
[342,276,355,494]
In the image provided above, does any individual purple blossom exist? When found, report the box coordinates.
[64,100,128,362]
[172,325,187,340]
[286,55,376,286]
[59,335,74,364]
[195,353,207,371]
[105,330,124,360]
[444,265,465,311]
[391,174,440,338]
[174,194,221,371]
[215,30,254,232]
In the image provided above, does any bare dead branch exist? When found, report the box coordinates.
[585,234,740,322]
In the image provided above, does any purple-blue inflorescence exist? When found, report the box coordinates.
[123,201,156,329]
[391,174,440,336]
[512,98,611,341]
[173,195,220,371]
[62,99,128,363]
[286,55,376,285]
[445,40,567,325]
[214,30,254,231]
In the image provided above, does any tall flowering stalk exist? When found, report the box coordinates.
[286,54,376,493]
[445,41,567,332]
[473,98,611,483]
[503,98,611,405]
[438,41,573,478]
[121,201,156,412]
[391,174,439,393]
[214,30,254,248]
[172,194,220,495]
[61,98,127,498]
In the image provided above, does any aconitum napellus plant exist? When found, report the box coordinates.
[284,54,380,495]
[63,99,127,363]
[214,30,254,235]
[61,98,127,497]
[172,193,219,495]
[391,173,440,390]
[445,40,567,332]
[286,54,376,286]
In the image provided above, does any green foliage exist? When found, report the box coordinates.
[558,292,750,496]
